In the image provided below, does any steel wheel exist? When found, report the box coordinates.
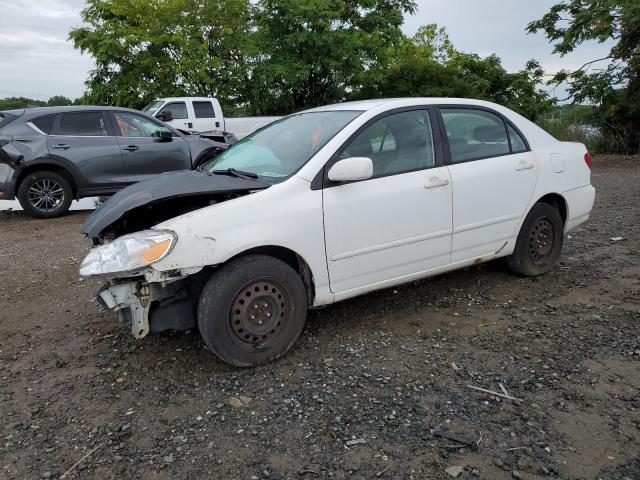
[27,179,65,213]
[528,218,555,264]
[229,280,289,348]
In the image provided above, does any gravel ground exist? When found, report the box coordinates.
[1,155,638,480]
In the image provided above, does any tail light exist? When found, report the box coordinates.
[584,152,592,169]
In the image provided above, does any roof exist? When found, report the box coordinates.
[11,105,147,119]
[302,97,503,113]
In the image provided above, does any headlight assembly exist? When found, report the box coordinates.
[79,230,176,277]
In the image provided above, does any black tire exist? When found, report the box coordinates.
[197,255,308,367]
[507,202,564,276]
[17,171,73,219]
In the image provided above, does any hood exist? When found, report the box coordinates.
[82,169,270,240]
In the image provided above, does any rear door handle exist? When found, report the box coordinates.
[516,160,534,171]
[51,144,70,150]
[123,145,139,152]
[424,177,449,189]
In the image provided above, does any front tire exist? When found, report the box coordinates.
[198,255,308,367]
[17,171,72,219]
[507,202,564,276]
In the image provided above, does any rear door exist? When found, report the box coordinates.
[47,110,127,190]
[110,111,192,183]
[438,106,538,262]
[191,100,220,132]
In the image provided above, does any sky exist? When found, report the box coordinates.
[0,0,613,101]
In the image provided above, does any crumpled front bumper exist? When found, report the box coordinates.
[97,281,152,338]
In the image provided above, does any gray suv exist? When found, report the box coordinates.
[0,106,232,218]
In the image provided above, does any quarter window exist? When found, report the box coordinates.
[58,112,108,136]
[193,101,215,118]
[440,108,510,163]
[114,112,172,137]
[340,110,436,177]
[508,124,528,153]
[31,114,56,134]
[158,102,188,120]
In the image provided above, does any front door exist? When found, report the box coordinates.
[439,107,539,262]
[110,111,192,184]
[322,108,453,294]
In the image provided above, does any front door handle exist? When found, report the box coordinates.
[424,177,449,189]
[516,160,534,171]
[51,144,70,150]
[123,145,139,152]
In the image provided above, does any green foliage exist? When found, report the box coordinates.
[528,0,640,152]
[361,25,553,120]
[70,0,253,109]
[0,96,82,110]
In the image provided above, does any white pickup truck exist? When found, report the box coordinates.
[142,97,281,140]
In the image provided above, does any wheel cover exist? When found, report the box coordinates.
[27,179,64,213]
[229,280,289,348]
[528,218,554,264]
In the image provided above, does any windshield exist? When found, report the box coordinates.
[142,100,164,115]
[202,110,362,178]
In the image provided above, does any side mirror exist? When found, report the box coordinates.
[327,157,373,182]
[155,130,173,141]
[157,111,173,122]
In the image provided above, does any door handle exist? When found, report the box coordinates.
[123,145,139,152]
[516,160,534,171]
[424,177,449,189]
[51,144,70,150]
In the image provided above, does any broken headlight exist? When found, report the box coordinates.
[79,230,176,277]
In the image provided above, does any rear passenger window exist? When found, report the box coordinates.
[440,108,510,163]
[193,101,215,118]
[58,112,108,136]
[508,124,528,152]
[31,114,56,134]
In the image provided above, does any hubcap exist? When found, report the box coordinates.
[230,281,288,347]
[529,218,554,263]
[28,179,64,213]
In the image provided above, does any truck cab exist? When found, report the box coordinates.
[142,97,281,139]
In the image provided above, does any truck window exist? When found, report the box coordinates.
[158,102,188,120]
[193,101,216,118]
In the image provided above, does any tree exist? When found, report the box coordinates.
[528,0,640,152]
[70,0,253,109]
[47,95,73,106]
[246,0,416,114]
[361,24,552,121]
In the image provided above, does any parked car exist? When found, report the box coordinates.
[80,98,596,367]
[0,106,233,218]
[142,97,281,139]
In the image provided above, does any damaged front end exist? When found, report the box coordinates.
[81,168,271,337]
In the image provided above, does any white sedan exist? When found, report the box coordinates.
[80,98,596,366]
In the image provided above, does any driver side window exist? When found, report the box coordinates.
[114,112,172,138]
[340,110,435,178]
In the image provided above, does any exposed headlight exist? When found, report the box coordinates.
[79,230,176,277]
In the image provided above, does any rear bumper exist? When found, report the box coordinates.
[0,164,16,200]
[564,184,596,232]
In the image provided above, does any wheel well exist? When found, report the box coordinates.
[537,193,567,225]
[16,165,78,198]
[230,246,315,306]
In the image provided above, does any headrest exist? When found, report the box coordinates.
[473,125,506,143]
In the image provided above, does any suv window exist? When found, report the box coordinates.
[31,114,57,135]
[440,108,510,163]
[193,101,215,118]
[114,112,172,137]
[159,102,188,120]
[58,112,108,136]
[340,110,435,177]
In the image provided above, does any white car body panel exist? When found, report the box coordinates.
[140,97,594,307]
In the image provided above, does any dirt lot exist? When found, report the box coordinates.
[1,155,639,480]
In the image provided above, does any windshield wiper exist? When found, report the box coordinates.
[210,168,259,179]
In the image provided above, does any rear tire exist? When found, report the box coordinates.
[17,171,72,219]
[197,255,308,367]
[507,202,564,276]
